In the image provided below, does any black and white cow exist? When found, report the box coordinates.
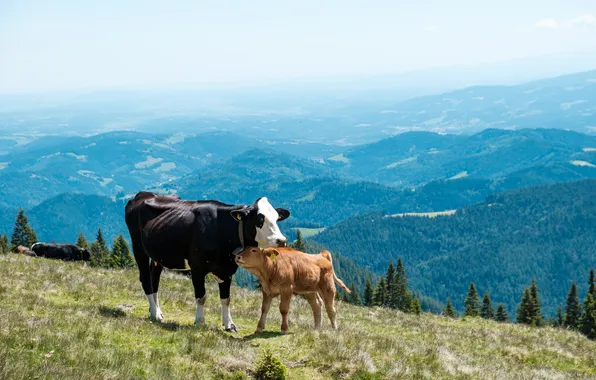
[31,243,91,261]
[124,191,290,331]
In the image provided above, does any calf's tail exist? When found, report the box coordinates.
[321,250,351,293]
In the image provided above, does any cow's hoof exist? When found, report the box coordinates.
[225,324,238,333]
[194,320,206,327]
[281,330,289,335]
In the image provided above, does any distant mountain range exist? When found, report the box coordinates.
[1,69,595,143]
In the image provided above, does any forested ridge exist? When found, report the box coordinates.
[313,179,596,315]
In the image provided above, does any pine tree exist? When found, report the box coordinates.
[556,305,564,327]
[495,303,509,322]
[411,296,422,315]
[588,268,596,296]
[581,293,596,339]
[0,233,8,254]
[291,230,305,251]
[394,258,412,312]
[385,261,396,308]
[443,298,456,318]
[76,232,89,249]
[564,281,581,329]
[111,234,134,268]
[10,209,37,251]
[529,277,542,326]
[480,291,495,320]
[363,277,374,307]
[463,282,480,317]
[517,287,533,325]
[373,278,387,307]
[90,228,111,267]
[348,282,362,305]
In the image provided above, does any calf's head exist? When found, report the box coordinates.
[235,247,280,269]
[230,197,290,248]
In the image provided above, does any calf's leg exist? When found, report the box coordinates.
[280,289,293,334]
[321,286,338,329]
[256,292,273,333]
[304,293,322,329]
[218,278,238,332]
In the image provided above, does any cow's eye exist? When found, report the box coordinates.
[256,214,265,229]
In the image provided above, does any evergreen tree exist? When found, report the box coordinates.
[480,291,495,320]
[564,281,581,329]
[385,261,396,308]
[581,293,596,339]
[517,287,533,325]
[291,230,305,251]
[90,228,111,267]
[393,258,412,312]
[581,269,596,339]
[10,209,37,251]
[111,234,134,268]
[363,277,374,307]
[0,233,8,254]
[411,296,422,315]
[348,282,362,305]
[556,305,564,327]
[495,303,509,322]
[443,298,456,318]
[463,282,480,317]
[373,278,387,307]
[529,277,542,326]
[76,232,89,249]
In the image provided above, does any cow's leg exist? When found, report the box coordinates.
[255,291,273,333]
[150,261,164,321]
[218,278,237,332]
[279,289,293,334]
[304,293,322,329]
[131,246,162,321]
[191,269,207,326]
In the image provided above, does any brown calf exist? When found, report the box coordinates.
[235,247,350,334]
[16,245,36,256]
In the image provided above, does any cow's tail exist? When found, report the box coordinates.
[321,250,351,293]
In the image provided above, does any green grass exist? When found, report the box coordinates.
[1,254,596,379]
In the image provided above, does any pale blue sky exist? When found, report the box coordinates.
[1,0,595,92]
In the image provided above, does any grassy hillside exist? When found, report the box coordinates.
[313,179,596,316]
[2,254,596,379]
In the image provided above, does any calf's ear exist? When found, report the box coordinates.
[263,248,281,260]
[276,208,290,221]
[230,207,250,221]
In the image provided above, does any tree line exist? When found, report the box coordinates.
[1,208,134,269]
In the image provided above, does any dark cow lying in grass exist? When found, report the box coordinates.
[31,243,91,261]
[125,191,290,332]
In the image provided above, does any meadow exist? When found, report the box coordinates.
[1,254,595,379]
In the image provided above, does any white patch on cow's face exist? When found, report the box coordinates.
[255,197,287,248]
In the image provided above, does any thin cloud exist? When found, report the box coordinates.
[536,14,596,30]
[535,18,559,29]
[570,14,596,27]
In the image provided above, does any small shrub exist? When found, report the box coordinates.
[252,350,287,380]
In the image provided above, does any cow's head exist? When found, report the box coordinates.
[230,197,290,248]
[80,248,91,261]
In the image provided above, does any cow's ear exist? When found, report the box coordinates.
[230,208,250,221]
[276,208,290,221]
